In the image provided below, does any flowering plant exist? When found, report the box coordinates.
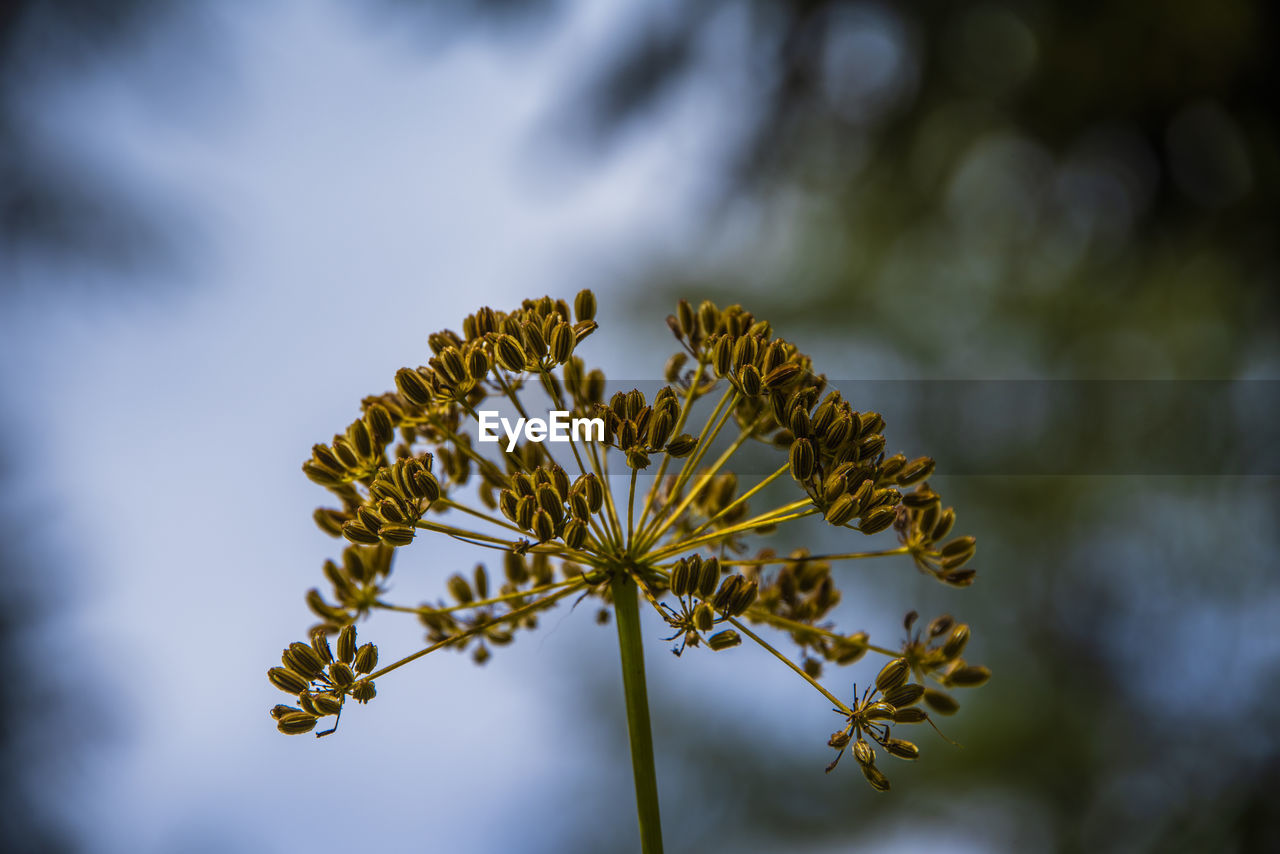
[266,294,988,852]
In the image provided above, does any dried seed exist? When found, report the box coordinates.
[875,658,911,692]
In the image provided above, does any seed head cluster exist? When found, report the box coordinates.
[267,293,988,790]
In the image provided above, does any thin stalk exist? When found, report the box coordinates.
[727,617,852,713]
[635,360,709,532]
[720,546,910,567]
[612,570,664,854]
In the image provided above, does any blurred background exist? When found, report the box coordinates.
[1,1,1277,852]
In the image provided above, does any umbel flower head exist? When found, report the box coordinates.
[267,293,988,792]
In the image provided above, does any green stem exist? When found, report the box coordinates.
[611,570,664,854]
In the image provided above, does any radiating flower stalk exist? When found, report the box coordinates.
[266,293,989,853]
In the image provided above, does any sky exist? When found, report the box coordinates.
[0,1,741,851]
[0,2,1164,851]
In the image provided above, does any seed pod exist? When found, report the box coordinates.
[884,738,919,760]
[337,624,357,664]
[569,492,591,521]
[711,575,744,613]
[578,474,604,513]
[562,519,587,549]
[411,467,440,502]
[494,334,527,372]
[697,300,719,335]
[618,419,638,450]
[861,763,891,791]
[821,470,848,504]
[676,299,697,338]
[313,507,347,537]
[624,389,645,420]
[663,351,688,383]
[298,692,320,716]
[313,693,343,716]
[927,615,954,638]
[365,404,395,447]
[931,508,956,542]
[834,632,869,664]
[942,624,970,660]
[864,702,896,720]
[824,493,858,526]
[764,362,801,388]
[549,322,575,363]
[693,602,715,632]
[707,630,741,651]
[353,643,379,674]
[466,346,490,380]
[883,683,924,709]
[729,580,758,615]
[737,364,762,396]
[824,414,853,447]
[875,657,911,692]
[828,731,851,749]
[352,679,376,703]
[940,535,976,558]
[878,453,906,481]
[897,456,935,485]
[902,488,939,510]
[268,667,310,695]
[789,438,815,481]
[850,478,874,513]
[503,551,528,584]
[853,739,875,767]
[649,410,674,448]
[395,367,434,406]
[941,568,977,587]
[893,707,928,724]
[331,437,360,469]
[438,347,467,385]
[531,509,556,542]
[284,642,325,678]
[310,628,334,664]
[923,688,959,715]
[550,465,571,501]
[697,557,720,599]
[377,498,407,524]
[859,506,897,534]
[712,336,733,377]
[670,558,693,598]
[342,520,381,546]
[277,712,318,735]
[731,335,758,369]
[379,525,415,547]
[447,574,473,604]
[665,434,696,457]
[574,289,597,322]
[948,665,991,687]
[512,472,535,497]
[329,662,356,689]
[515,495,536,529]
[521,320,547,358]
[355,506,384,534]
[536,485,563,521]
[858,433,886,460]
[787,405,811,439]
[270,704,300,720]
[306,589,346,622]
